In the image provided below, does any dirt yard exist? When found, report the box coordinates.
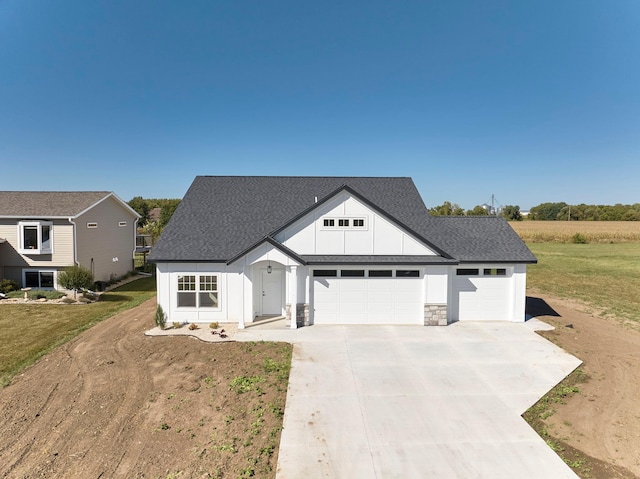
[1,294,640,478]
[527,291,640,479]
[0,298,292,479]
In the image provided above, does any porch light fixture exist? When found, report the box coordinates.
[267,261,272,274]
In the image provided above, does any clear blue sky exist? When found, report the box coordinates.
[1,0,639,210]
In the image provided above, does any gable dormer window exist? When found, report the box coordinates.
[18,221,53,255]
[323,219,335,227]
[338,219,350,227]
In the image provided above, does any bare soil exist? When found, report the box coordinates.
[0,298,292,479]
[2,293,640,478]
[527,291,640,479]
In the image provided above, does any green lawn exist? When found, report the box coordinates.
[0,276,156,387]
[527,243,640,322]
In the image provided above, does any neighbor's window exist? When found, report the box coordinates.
[118,221,127,227]
[177,274,220,309]
[456,268,479,276]
[87,222,98,229]
[18,221,53,255]
[24,270,55,289]
[483,268,507,276]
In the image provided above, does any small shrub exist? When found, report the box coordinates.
[172,321,182,329]
[209,322,219,329]
[188,323,199,330]
[155,304,167,329]
[58,265,94,299]
[571,233,588,244]
[0,279,19,294]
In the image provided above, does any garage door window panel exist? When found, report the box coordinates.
[341,270,365,277]
[313,270,337,277]
[396,270,420,278]
[483,268,507,276]
[457,269,479,276]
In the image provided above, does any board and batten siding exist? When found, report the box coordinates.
[275,191,436,256]
[75,196,137,281]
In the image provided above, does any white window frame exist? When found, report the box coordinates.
[23,269,57,289]
[17,221,54,255]
[87,222,98,229]
[321,217,368,230]
[176,273,221,310]
[118,221,127,227]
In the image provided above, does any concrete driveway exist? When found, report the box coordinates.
[236,320,581,479]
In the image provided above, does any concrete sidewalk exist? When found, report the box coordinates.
[236,321,581,479]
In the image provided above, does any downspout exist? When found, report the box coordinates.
[132,217,138,273]
[68,217,79,266]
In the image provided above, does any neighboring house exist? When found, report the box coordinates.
[0,192,139,289]
[149,176,536,328]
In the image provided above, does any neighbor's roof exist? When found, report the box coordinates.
[0,191,139,218]
[148,176,536,264]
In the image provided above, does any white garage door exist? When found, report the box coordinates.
[453,268,512,321]
[313,270,423,325]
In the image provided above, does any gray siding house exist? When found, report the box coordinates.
[0,192,139,289]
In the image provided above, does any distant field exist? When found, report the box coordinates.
[526,243,640,323]
[510,220,640,243]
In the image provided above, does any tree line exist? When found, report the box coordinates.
[127,197,181,240]
[429,201,523,221]
[429,201,640,221]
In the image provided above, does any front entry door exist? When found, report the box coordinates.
[261,269,283,315]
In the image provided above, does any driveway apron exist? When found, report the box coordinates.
[236,321,581,479]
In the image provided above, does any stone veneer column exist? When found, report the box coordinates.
[424,304,448,326]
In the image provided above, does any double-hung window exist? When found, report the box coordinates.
[177,274,219,309]
[18,221,53,254]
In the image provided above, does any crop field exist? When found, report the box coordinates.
[510,220,640,243]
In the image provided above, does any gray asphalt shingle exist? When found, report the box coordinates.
[148,176,536,264]
[0,191,113,217]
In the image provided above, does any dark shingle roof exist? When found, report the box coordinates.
[0,191,113,217]
[149,176,536,264]
[425,216,537,263]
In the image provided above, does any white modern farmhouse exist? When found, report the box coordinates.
[149,176,536,328]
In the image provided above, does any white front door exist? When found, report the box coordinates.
[261,269,283,315]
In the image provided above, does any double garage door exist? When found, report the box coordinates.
[453,268,512,321]
[313,270,423,325]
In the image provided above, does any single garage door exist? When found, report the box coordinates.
[453,267,512,321]
[313,269,423,325]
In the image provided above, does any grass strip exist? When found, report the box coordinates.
[0,276,156,387]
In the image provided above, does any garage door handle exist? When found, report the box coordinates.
[262,291,265,296]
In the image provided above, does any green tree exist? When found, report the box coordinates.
[158,199,181,227]
[128,196,150,226]
[429,201,465,216]
[529,202,567,220]
[467,205,489,216]
[500,205,522,221]
[57,265,95,299]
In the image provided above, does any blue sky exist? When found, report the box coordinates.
[1,0,639,210]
